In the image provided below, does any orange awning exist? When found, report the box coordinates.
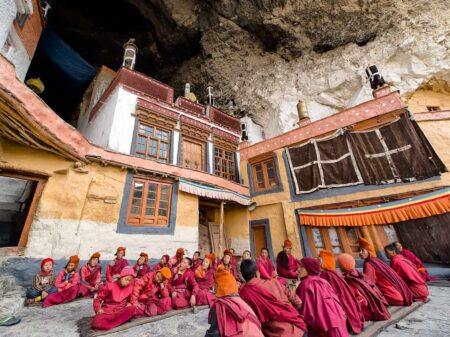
[297,188,450,227]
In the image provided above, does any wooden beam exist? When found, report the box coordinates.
[219,201,225,253]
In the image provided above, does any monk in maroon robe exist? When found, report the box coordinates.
[194,254,215,307]
[239,259,307,337]
[338,253,390,322]
[385,244,429,302]
[43,255,80,308]
[92,266,137,330]
[131,267,172,317]
[79,252,102,297]
[319,250,365,334]
[221,249,239,282]
[359,238,413,306]
[296,257,349,337]
[191,251,203,271]
[394,242,437,281]
[257,247,286,286]
[152,254,170,272]
[169,248,185,275]
[106,247,129,283]
[168,257,199,309]
[133,252,150,278]
[276,240,298,279]
[205,259,263,337]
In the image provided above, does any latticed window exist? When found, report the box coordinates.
[214,147,235,181]
[134,123,170,163]
[126,177,172,226]
[251,158,279,191]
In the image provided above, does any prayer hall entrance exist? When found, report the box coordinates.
[198,199,228,257]
[0,172,46,254]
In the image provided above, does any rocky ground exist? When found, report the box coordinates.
[0,285,448,337]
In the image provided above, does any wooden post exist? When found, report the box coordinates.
[360,226,375,247]
[368,225,384,253]
[219,201,225,254]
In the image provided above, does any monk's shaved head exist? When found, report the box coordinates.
[240,259,258,282]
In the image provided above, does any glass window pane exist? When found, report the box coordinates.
[132,199,141,206]
[158,209,167,216]
[256,171,264,183]
[328,227,340,246]
[312,227,324,248]
[148,184,157,191]
[133,189,142,198]
[146,199,155,207]
[131,207,140,214]
[147,192,156,200]
[145,208,155,215]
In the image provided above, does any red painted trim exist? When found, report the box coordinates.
[414,110,450,121]
[240,92,406,160]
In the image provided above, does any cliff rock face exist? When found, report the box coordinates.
[53,0,450,138]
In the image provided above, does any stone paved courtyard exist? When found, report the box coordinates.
[0,286,448,337]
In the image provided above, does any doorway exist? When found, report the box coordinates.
[249,219,274,259]
[0,176,37,247]
[0,172,46,252]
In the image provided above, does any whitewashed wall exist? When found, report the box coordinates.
[78,86,137,154]
[240,116,264,144]
[25,218,199,260]
[0,0,31,81]
[107,87,138,153]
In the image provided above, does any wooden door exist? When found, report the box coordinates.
[198,223,211,257]
[182,139,204,171]
[252,225,267,256]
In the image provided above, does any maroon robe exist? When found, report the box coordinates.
[390,254,429,302]
[43,270,79,308]
[342,269,390,321]
[92,280,136,330]
[296,275,348,337]
[106,258,129,283]
[195,267,215,307]
[401,249,436,281]
[131,271,172,316]
[191,258,203,272]
[257,256,287,287]
[240,278,306,337]
[320,269,365,334]
[276,251,298,279]
[151,262,168,272]
[168,269,199,309]
[79,264,102,297]
[208,296,263,337]
[170,257,183,275]
[133,263,150,278]
[363,256,413,306]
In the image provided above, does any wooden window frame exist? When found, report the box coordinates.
[0,170,47,255]
[134,122,171,163]
[181,136,206,171]
[214,146,236,181]
[251,157,280,192]
[126,177,172,227]
[306,226,364,258]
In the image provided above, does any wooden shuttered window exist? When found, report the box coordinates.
[251,158,279,192]
[134,123,170,163]
[126,178,172,226]
[214,147,236,181]
[182,138,205,171]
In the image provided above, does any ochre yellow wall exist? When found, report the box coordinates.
[224,205,250,254]
[239,118,450,258]
[407,89,450,113]
[176,191,199,228]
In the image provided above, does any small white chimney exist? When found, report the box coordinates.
[206,85,214,106]
[122,38,138,70]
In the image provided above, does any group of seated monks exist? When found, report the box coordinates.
[24,238,433,335]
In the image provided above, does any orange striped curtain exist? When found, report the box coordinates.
[297,188,450,227]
